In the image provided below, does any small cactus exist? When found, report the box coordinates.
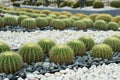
[37,38,56,54]
[21,18,36,29]
[112,34,120,39]
[67,40,86,56]
[91,44,112,59]
[103,37,120,52]
[0,51,23,74]
[70,16,80,21]
[79,36,95,51]
[0,42,10,53]
[49,45,74,65]
[18,43,43,64]
[62,19,72,28]
[31,14,40,18]
[73,20,86,30]
[89,14,98,22]
[94,20,107,30]
[58,15,68,19]
[107,22,119,31]
[50,19,65,30]
[0,17,4,28]
[17,15,29,25]
[4,16,18,27]
[35,17,49,28]
[39,14,47,17]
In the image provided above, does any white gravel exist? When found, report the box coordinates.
[22,63,120,80]
[0,30,119,49]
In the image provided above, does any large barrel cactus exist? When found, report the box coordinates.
[67,40,86,56]
[79,36,95,51]
[18,43,44,64]
[17,15,29,25]
[21,18,36,29]
[58,15,68,19]
[50,19,65,30]
[35,17,49,28]
[94,20,107,30]
[0,17,4,28]
[49,45,74,65]
[4,16,18,27]
[0,42,10,53]
[0,51,23,74]
[91,44,112,59]
[103,37,120,52]
[37,38,56,54]
[73,20,86,30]
[107,22,119,31]
[62,19,72,28]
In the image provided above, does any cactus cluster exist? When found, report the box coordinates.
[35,17,49,28]
[93,1,104,8]
[79,36,95,51]
[91,44,112,59]
[38,38,56,54]
[89,14,98,22]
[62,19,72,28]
[50,19,65,30]
[94,20,107,30]
[18,43,43,64]
[49,45,74,65]
[0,42,10,53]
[58,15,68,19]
[73,20,86,30]
[0,51,23,73]
[17,15,29,25]
[112,16,120,26]
[67,40,86,56]
[4,16,18,27]
[107,22,119,31]
[103,37,120,52]
[21,18,36,29]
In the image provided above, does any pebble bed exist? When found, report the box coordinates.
[0,30,120,80]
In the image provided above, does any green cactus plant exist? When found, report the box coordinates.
[49,45,74,65]
[103,37,120,52]
[48,14,57,19]
[4,16,18,27]
[37,38,56,54]
[35,17,49,28]
[0,51,23,74]
[94,20,107,30]
[18,43,43,64]
[31,13,40,18]
[95,14,113,23]
[46,17,54,25]
[91,44,112,59]
[112,16,120,26]
[0,42,10,53]
[70,16,80,21]
[39,14,47,17]
[67,40,86,56]
[107,22,119,31]
[17,15,29,25]
[50,19,65,30]
[21,18,36,29]
[58,15,68,19]
[62,19,72,28]
[0,17,4,28]
[41,10,51,15]
[112,34,120,40]
[93,1,104,8]
[73,20,86,30]
[78,36,95,51]
[89,14,98,22]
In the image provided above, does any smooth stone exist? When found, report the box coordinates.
[34,62,43,68]
[7,74,13,79]
[26,66,33,72]
[17,77,24,80]
[55,72,61,76]
[45,73,51,77]
[33,71,40,74]
[0,73,7,79]
[42,62,50,69]
[41,76,47,80]
[4,78,9,80]
[26,74,35,80]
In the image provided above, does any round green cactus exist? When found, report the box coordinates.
[112,34,120,39]
[50,19,65,30]
[62,19,72,28]
[21,18,36,29]
[49,45,74,65]
[107,22,119,31]
[94,20,107,30]
[70,16,80,21]
[48,14,57,19]
[79,36,95,51]
[37,38,56,54]
[0,42,10,53]
[0,17,4,28]
[4,16,18,27]
[46,17,54,25]
[103,37,120,52]
[17,15,29,25]
[93,1,104,8]
[31,14,40,18]
[41,10,51,15]
[58,15,68,19]
[112,16,120,26]
[95,14,113,23]
[18,43,43,64]
[39,14,47,17]
[0,51,23,74]
[89,14,98,22]
[35,17,49,28]
[91,44,112,59]
[67,40,86,56]
[73,20,86,30]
